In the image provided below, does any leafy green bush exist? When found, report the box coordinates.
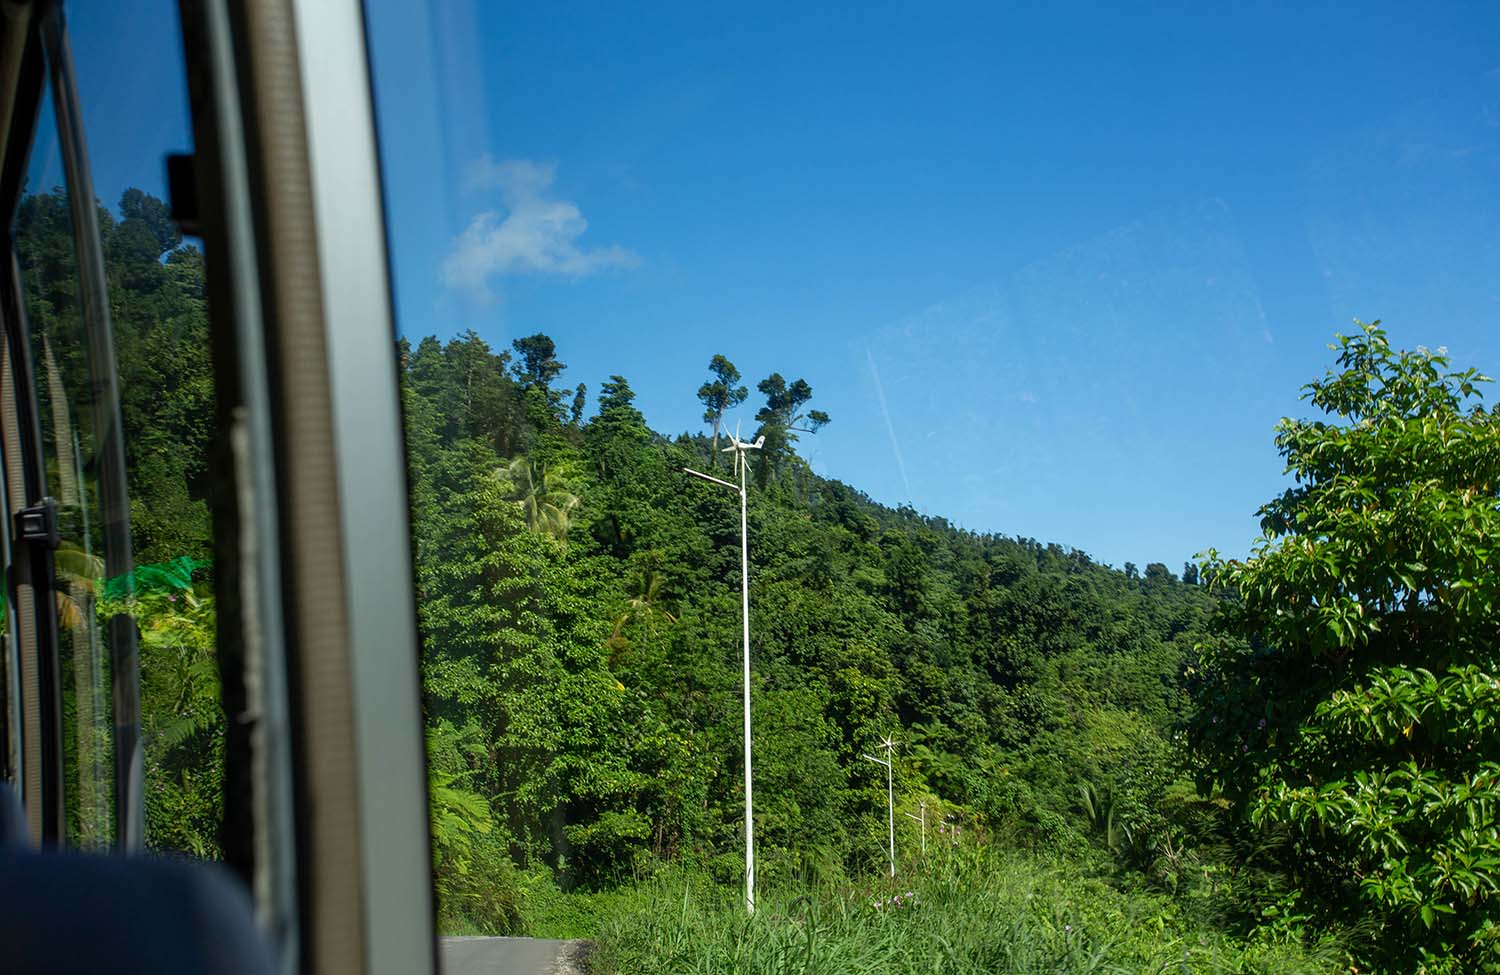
[103,564,222,857]
[426,719,525,933]
[1194,322,1500,971]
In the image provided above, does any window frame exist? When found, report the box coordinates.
[0,0,64,849]
[36,2,145,852]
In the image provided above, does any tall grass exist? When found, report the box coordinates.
[589,853,1342,975]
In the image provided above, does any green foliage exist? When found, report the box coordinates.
[426,718,525,933]
[753,372,830,483]
[102,564,223,857]
[49,180,1480,968]
[17,185,223,857]
[512,332,565,390]
[1195,322,1500,971]
[697,354,749,457]
[590,852,1342,975]
[501,454,581,542]
[398,324,1231,942]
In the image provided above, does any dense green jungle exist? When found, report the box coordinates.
[16,187,1499,974]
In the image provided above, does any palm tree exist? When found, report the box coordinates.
[502,455,580,543]
[608,566,677,655]
[1078,780,1139,858]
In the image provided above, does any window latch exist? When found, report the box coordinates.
[15,498,59,550]
[167,153,200,237]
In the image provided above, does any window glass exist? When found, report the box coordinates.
[69,4,216,855]
[68,2,216,858]
[12,6,216,856]
[366,3,1500,971]
[15,88,116,848]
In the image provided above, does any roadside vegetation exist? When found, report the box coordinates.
[589,852,1343,975]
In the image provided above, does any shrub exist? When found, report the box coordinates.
[1194,323,1500,970]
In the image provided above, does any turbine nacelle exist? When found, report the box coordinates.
[718,422,763,476]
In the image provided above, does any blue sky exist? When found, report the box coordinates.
[49,3,192,214]
[68,1,1500,571]
[361,0,1500,570]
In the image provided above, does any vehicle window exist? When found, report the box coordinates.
[12,4,216,856]
[365,3,1500,972]
[15,87,116,849]
[66,3,216,857]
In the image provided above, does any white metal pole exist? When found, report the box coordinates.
[740,455,755,915]
[863,741,895,879]
[885,742,895,877]
[683,447,759,916]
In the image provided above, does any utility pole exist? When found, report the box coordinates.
[863,735,896,878]
[684,423,763,914]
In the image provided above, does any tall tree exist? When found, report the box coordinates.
[446,331,513,446]
[754,372,829,438]
[1193,322,1500,971]
[608,555,678,659]
[597,375,637,414]
[570,383,588,427]
[753,372,830,483]
[511,333,564,391]
[696,354,748,457]
[588,375,652,479]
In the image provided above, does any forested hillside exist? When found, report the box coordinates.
[18,187,1222,896]
[25,185,1497,972]
[399,329,1218,911]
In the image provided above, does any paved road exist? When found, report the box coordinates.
[440,937,588,975]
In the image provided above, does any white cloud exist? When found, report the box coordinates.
[441,156,638,301]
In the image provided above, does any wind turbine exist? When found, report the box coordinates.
[717,421,764,476]
[863,734,897,878]
[683,419,763,914]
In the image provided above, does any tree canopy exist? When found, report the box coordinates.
[1194,322,1500,971]
[697,354,748,456]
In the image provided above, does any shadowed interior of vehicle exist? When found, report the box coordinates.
[0,783,273,974]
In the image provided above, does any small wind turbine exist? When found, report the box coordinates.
[863,734,897,878]
[683,418,764,914]
[717,421,764,478]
